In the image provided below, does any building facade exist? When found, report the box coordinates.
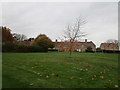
[55,39,96,52]
[100,43,119,51]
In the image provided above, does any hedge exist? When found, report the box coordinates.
[2,43,48,52]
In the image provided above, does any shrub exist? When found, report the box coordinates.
[15,44,28,52]
[2,42,48,52]
[96,48,102,53]
[2,43,16,52]
[27,45,47,52]
[86,47,94,52]
[48,48,58,52]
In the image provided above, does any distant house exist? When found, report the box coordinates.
[100,43,119,51]
[55,39,96,52]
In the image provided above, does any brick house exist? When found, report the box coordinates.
[100,43,119,51]
[55,39,96,52]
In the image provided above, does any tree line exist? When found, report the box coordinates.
[1,26,54,52]
[1,16,119,53]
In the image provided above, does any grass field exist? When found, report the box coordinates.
[2,52,119,88]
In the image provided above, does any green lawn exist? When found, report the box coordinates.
[2,52,119,88]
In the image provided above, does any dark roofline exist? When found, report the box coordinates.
[54,41,96,46]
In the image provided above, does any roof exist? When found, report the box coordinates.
[100,43,118,47]
[56,41,95,46]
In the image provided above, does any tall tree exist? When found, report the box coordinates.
[1,26,14,43]
[63,17,87,56]
[33,34,54,51]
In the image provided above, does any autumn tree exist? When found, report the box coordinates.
[63,17,87,56]
[33,34,54,51]
[1,26,14,43]
[1,26,16,52]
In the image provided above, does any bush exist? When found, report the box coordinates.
[102,50,120,53]
[48,48,58,52]
[2,43,16,52]
[15,44,28,52]
[27,45,48,52]
[96,48,102,53]
[2,43,48,52]
[86,47,94,52]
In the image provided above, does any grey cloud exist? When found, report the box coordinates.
[2,2,118,47]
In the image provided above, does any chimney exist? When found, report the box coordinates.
[85,39,87,42]
[55,39,58,43]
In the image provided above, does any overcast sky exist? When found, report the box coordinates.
[2,2,118,47]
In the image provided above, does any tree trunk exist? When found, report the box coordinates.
[69,40,72,57]
[70,48,72,56]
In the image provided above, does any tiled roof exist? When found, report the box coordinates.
[56,41,94,45]
[100,43,118,47]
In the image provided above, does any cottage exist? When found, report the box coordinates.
[100,43,119,51]
[55,39,96,52]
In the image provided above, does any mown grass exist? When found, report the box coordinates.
[2,52,119,88]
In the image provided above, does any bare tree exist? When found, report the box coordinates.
[13,33,27,42]
[63,17,87,56]
[106,39,119,44]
